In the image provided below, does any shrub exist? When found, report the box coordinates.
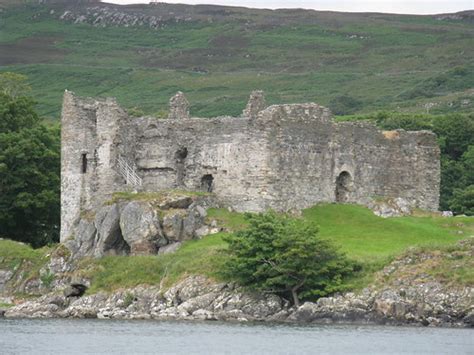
[221,212,356,306]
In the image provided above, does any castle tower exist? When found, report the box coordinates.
[60,91,128,242]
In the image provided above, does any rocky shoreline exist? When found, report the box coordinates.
[1,229,473,328]
[2,274,473,328]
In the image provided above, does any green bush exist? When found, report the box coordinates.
[449,185,474,216]
[221,212,356,306]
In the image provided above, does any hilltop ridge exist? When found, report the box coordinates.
[0,1,473,117]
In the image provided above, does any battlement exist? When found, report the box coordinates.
[60,90,440,242]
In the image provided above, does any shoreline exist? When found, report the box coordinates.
[2,275,473,328]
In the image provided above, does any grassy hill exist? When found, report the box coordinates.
[0,1,473,119]
[1,204,472,295]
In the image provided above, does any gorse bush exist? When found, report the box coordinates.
[221,212,357,306]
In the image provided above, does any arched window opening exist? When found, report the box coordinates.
[201,174,214,193]
[335,171,352,203]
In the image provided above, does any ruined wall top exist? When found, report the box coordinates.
[168,91,190,119]
[243,90,267,119]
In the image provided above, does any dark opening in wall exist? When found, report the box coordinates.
[176,147,188,161]
[81,153,87,174]
[335,171,352,202]
[175,147,188,186]
[201,174,214,192]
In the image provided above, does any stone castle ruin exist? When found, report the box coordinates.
[60,90,440,245]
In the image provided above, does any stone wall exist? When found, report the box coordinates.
[60,91,128,242]
[60,90,440,242]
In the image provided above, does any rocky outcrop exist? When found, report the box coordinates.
[4,276,285,322]
[5,240,474,327]
[289,284,473,327]
[119,201,166,255]
[65,192,217,258]
[4,273,472,327]
[367,197,413,218]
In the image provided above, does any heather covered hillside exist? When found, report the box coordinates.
[0,1,473,118]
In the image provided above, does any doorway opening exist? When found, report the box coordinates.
[335,171,352,203]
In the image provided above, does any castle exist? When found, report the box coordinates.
[60,90,440,242]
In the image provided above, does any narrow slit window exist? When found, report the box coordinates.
[81,153,87,174]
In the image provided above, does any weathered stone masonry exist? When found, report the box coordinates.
[60,90,440,242]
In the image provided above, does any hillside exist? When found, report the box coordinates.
[1,204,472,296]
[0,1,473,118]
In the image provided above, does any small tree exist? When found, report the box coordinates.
[222,212,355,307]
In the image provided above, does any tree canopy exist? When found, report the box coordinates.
[0,75,60,247]
[221,212,356,306]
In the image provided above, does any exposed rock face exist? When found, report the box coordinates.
[367,197,413,218]
[4,274,472,327]
[243,90,266,118]
[64,192,216,258]
[120,201,166,255]
[0,270,13,293]
[168,91,189,120]
[95,204,129,257]
[4,276,284,322]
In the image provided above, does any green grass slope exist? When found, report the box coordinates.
[0,2,473,118]
[74,204,474,293]
[1,205,472,295]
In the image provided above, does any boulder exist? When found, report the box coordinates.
[162,210,186,242]
[368,197,413,218]
[64,218,97,258]
[94,204,129,257]
[157,194,193,210]
[157,242,182,255]
[120,201,167,255]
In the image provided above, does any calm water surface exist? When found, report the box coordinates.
[0,318,472,354]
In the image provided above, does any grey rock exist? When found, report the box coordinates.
[162,210,185,242]
[120,201,167,255]
[64,219,97,258]
[158,242,182,255]
[94,204,129,257]
[369,197,413,218]
[158,195,193,210]
[0,270,13,292]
